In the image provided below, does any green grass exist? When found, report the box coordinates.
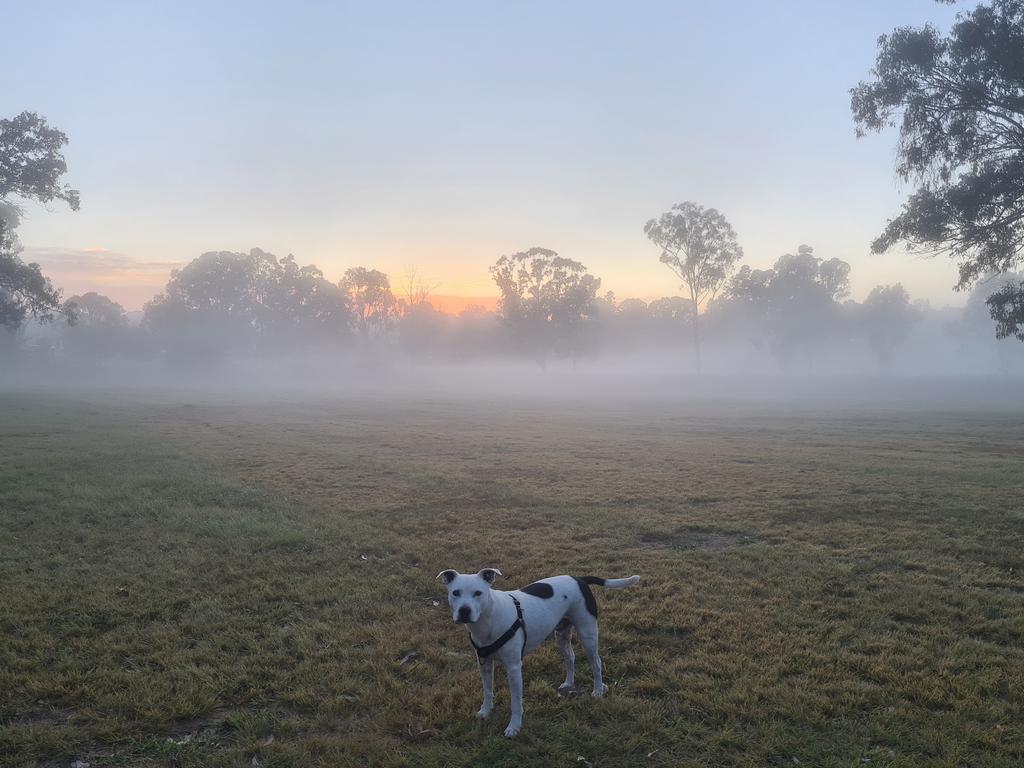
[1,394,1022,767]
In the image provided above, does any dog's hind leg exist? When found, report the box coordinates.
[503,661,524,737]
[477,658,494,719]
[554,622,575,691]
[575,621,608,698]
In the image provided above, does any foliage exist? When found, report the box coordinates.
[490,247,602,361]
[644,202,743,370]
[852,0,1024,337]
[645,296,694,326]
[987,278,1024,340]
[275,254,353,340]
[0,112,80,212]
[66,291,127,328]
[0,112,80,331]
[398,265,439,316]
[340,267,397,339]
[643,203,743,304]
[144,249,352,363]
[861,283,918,370]
[59,292,138,360]
[948,272,1024,368]
[397,301,450,357]
[0,246,70,331]
[724,245,852,364]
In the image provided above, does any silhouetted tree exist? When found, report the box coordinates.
[397,301,450,357]
[987,279,1024,340]
[644,202,743,372]
[66,292,127,328]
[0,112,79,210]
[646,297,693,344]
[617,298,649,317]
[340,267,396,340]
[950,272,1024,372]
[611,298,651,346]
[145,249,274,362]
[861,283,917,371]
[592,290,617,320]
[1,226,69,331]
[1,112,80,331]
[398,264,438,316]
[145,249,352,363]
[62,292,132,360]
[272,255,352,344]
[852,1,1024,338]
[490,247,602,363]
[451,305,503,359]
[725,246,851,366]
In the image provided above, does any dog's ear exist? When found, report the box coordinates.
[478,567,502,585]
[436,569,458,585]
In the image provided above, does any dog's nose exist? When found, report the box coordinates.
[456,606,471,622]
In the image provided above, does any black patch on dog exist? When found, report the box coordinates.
[522,581,555,599]
[574,577,600,617]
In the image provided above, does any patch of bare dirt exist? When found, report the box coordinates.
[4,705,77,727]
[638,528,757,551]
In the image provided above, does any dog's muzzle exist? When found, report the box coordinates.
[455,606,472,623]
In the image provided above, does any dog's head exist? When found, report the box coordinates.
[436,567,502,624]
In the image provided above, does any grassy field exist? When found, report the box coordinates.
[1,393,1022,767]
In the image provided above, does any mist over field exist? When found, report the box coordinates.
[3,261,1023,408]
[4,351,1024,409]
[4,1,1024,767]
[4,242,1023,406]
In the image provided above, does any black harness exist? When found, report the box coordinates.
[470,596,526,663]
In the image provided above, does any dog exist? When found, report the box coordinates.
[437,567,640,737]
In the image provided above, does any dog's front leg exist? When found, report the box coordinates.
[503,661,524,737]
[476,659,494,719]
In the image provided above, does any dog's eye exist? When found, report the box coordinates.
[473,590,482,597]
[452,590,461,597]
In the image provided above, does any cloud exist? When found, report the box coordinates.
[24,246,182,275]
[22,247,183,310]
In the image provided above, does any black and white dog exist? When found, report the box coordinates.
[437,567,640,737]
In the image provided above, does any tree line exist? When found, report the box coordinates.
[3,0,1024,373]
[7,239,1021,375]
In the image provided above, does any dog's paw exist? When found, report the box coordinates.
[592,683,609,698]
[476,706,492,719]
[557,681,575,692]
[503,723,520,738]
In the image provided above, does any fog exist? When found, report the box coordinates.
[3,3,1024,413]
[4,182,1024,411]
[3,248,1023,410]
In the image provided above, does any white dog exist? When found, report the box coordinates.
[437,567,640,737]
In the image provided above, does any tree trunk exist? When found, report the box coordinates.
[690,290,702,375]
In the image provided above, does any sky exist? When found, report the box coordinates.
[4,0,967,312]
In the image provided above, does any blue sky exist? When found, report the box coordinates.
[4,0,964,309]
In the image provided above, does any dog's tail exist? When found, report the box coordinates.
[579,575,640,589]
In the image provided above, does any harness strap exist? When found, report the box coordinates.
[470,596,527,663]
